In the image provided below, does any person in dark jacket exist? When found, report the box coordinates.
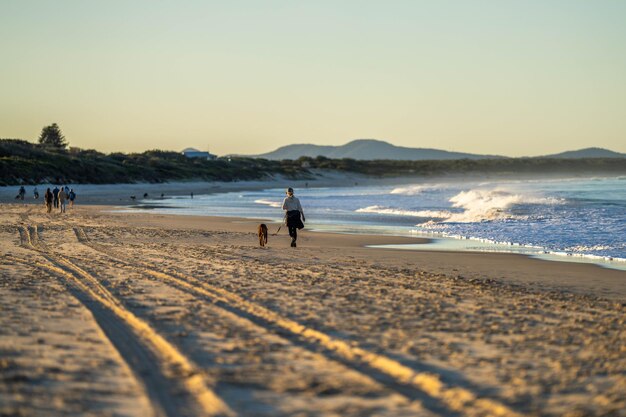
[281,187,305,247]
[44,188,53,213]
[69,189,76,207]
[52,187,60,208]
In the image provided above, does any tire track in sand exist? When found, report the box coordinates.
[15,225,234,417]
[73,225,524,417]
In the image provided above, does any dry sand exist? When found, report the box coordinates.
[1,203,625,417]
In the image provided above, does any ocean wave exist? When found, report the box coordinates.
[444,189,561,223]
[543,251,626,263]
[254,199,282,208]
[356,205,452,218]
[364,188,562,223]
[417,220,450,229]
[563,244,621,253]
[389,184,446,195]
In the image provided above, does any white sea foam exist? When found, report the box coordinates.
[356,205,452,218]
[444,189,561,223]
[358,188,562,223]
[564,244,615,252]
[418,220,449,229]
[389,184,446,195]
[254,199,282,208]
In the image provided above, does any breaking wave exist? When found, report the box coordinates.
[357,188,563,223]
[356,206,452,218]
[445,189,561,222]
[254,199,282,208]
[389,184,446,195]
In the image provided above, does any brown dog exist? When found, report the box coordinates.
[258,224,268,247]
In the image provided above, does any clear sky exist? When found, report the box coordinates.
[1,1,625,156]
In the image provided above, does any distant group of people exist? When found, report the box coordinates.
[34,185,76,213]
[22,185,77,213]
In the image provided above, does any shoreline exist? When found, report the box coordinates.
[95,205,626,301]
[4,173,625,277]
[116,203,626,273]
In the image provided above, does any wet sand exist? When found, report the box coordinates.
[1,203,625,417]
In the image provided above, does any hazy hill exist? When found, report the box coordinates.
[252,139,504,160]
[542,147,626,159]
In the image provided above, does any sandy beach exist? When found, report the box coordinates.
[4,0,626,415]
[1,202,625,417]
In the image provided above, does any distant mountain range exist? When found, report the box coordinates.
[541,147,626,159]
[250,139,626,160]
[251,139,502,160]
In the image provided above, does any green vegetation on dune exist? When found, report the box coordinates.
[0,140,307,185]
[1,139,625,186]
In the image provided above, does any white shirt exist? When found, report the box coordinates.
[282,195,303,212]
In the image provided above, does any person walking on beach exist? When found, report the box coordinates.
[44,188,53,213]
[282,187,305,247]
[69,189,76,207]
[52,186,60,208]
[58,187,67,213]
[33,187,39,199]
[17,186,26,200]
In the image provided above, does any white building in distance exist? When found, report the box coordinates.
[182,147,217,160]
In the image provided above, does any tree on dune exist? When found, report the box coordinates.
[38,123,67,149]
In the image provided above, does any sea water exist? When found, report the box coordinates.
[135,176,626,269]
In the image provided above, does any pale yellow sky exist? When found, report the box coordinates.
[1,1,625,156]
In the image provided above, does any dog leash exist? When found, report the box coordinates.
[272,213,287,236]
